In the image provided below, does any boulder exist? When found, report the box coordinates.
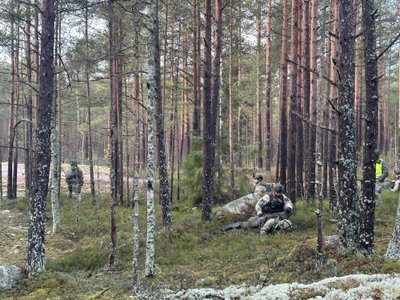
[214,193,260,220]
[0,265,21,291]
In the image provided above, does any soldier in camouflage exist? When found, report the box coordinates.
[252,173,271,196]
[256,183,293,235]
[222,183,293,234]
[65,160,84,199]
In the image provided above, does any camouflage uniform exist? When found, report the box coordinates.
[222,184,293,234]
[66,161,84,198]
[255,191,293,235]
[252,173,271,196]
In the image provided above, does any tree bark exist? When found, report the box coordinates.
[27,0,55,277]
[337,0,358,251]
[279,0,288,186]
[201,0,213,221]
[132,171,140,293]
[145,0,159,276]
[192,0,201,136]
[50,9,61,233]
[256,1,263,169]
[264,0,272,172]
[108,0,118,267]
[307,0,317,203]
[85,2,96,205]
[24,1,33,198]
[328,0,339,209]
[153,0,172,227]
[287,0,299,201]
[228,1,235,201]
[359,0,379,254]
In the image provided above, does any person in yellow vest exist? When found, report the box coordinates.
[374,150,388,204]
[374,150,388,182]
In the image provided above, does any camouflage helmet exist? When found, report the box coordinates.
[279,219,293,230]
[253,173,263,181]
[70,160,78,166]
[273,183,284,194]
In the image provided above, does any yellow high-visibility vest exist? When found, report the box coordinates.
[376,161,383,178]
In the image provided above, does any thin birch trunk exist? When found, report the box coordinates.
[50,18,61,232]
[132,171,140,293]
[145,0,158,277]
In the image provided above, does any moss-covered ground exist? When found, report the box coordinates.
[1,187,400,299]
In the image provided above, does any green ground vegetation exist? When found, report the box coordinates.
[1,188,400,299]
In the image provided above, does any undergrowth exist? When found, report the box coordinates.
[1,187,400,299]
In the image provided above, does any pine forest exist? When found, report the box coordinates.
[0,0,400,298]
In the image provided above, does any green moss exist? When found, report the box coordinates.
[19,286,61,300]
[381,260,400,273]
[46,246,109,272]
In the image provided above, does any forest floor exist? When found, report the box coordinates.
[1,164,400,299]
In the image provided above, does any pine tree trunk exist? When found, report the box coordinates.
[108,0,118,267]
[192,0,201,136]
[377,59,384,151]
[307,0,318,203]
[7,4,16,200]
[228,1,235,201]
[287,0,299,200]
[181,32,190,159]
[256,1,263,169]
[279,0,288,186]
[355,5,363,154]
[359,0,379,254]
[85,2,96,204]
[328,0,339,208]
[384,52,391,155]
[202,0,213,221]
[302,0,311,200]
[153,0,172,227]
[296,1,304,198]
[265,0,272,172]
[337,0,358,251]
[27,0,55,277]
